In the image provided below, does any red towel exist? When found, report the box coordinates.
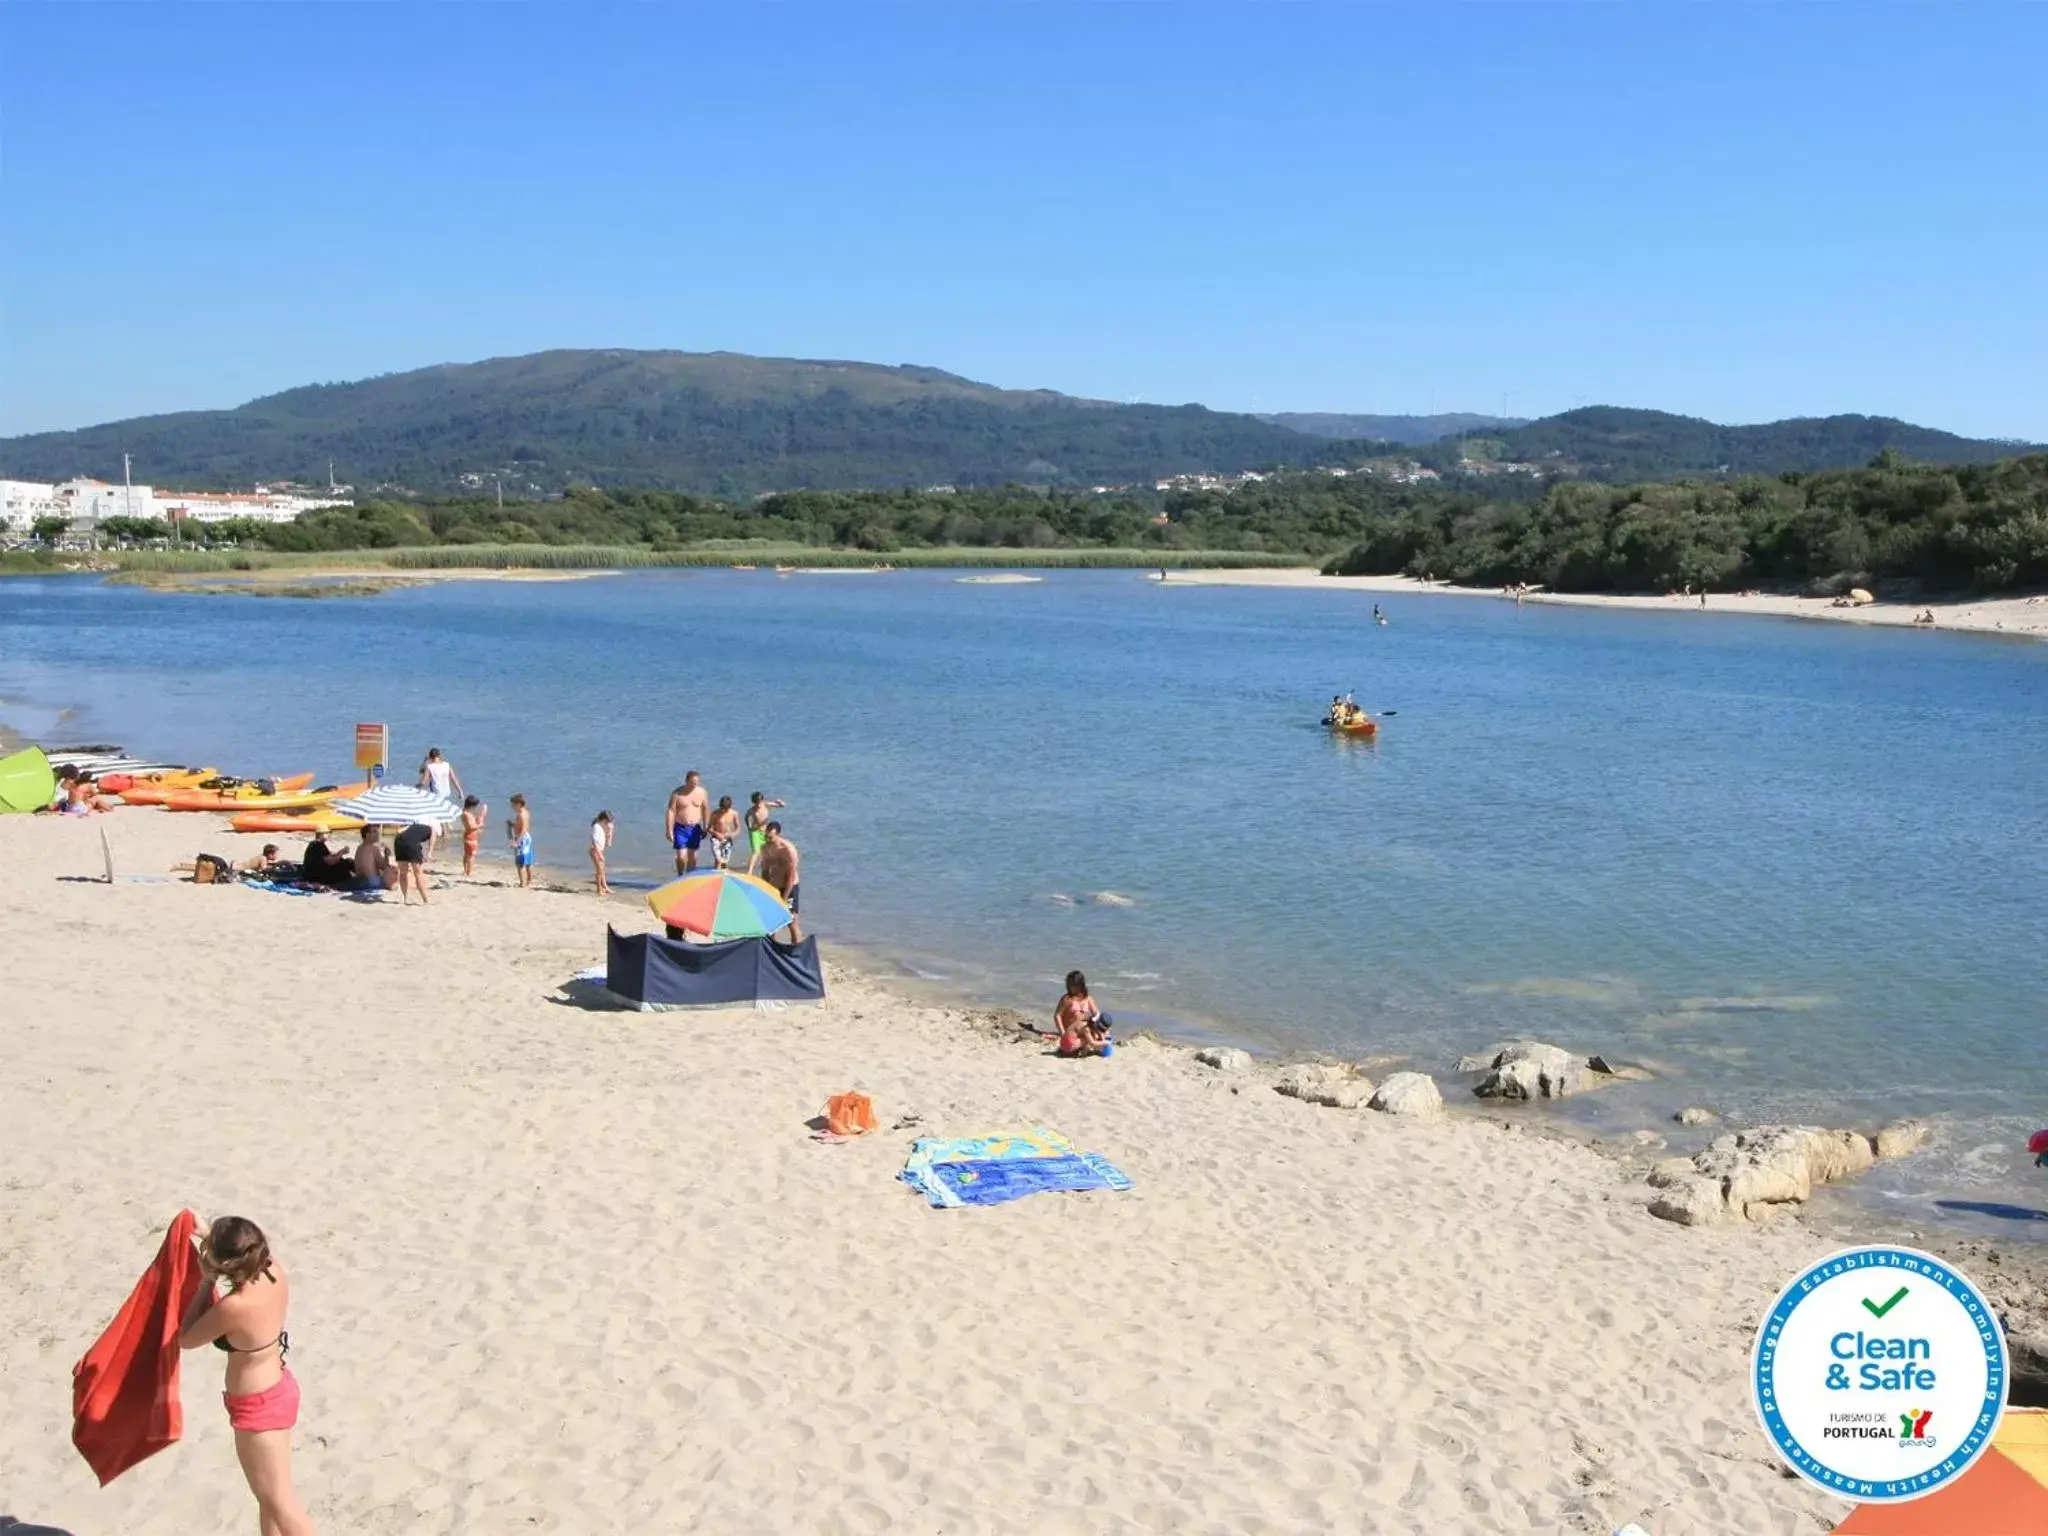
[72,1209,204,1485]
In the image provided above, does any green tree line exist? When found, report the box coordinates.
[63,451,2048,594]
[1324,452,2048,593]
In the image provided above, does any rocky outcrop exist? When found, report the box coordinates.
[1367,1072,1444,1119]
[1460,1040,1598,1100]
[1875,1118,1932,1160]
[1647,1120,1935,1226]
[1275,1062,1373,1110]
[1194,1046,1251,1072]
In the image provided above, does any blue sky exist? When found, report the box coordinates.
[3,4,2042,440]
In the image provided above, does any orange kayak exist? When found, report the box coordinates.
[1327,718,1379,738]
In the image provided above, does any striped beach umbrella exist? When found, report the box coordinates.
[329,784,462,827]
[645,870,792,939]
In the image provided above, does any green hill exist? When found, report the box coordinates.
[1488,406,2034,479]
[4,355,2032,495]
[1259,411,1525,444]
[0,349,1349,497]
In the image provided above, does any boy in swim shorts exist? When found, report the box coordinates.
[508,793,534,889]
[744,791,785,876]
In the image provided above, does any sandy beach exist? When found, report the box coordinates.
[1165,568,2048,642]
[4,808,1979,1533]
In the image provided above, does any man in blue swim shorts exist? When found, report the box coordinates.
[665,771,710,873]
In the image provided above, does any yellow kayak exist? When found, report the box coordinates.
[230,810,367,834]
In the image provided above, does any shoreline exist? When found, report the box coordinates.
[1165,566,2048,641]
[6,802,2045,1532]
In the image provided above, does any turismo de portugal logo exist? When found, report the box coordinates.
[1752,1246,2007,1501]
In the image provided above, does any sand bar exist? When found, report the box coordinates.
[5,806,2041,1533]
[1165,567,2048,641]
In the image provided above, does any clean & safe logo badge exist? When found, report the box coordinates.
[1752,1246,2006,1502]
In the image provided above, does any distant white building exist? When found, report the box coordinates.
[54,477,156,526]
[0,479,59,531]
[153,489,350,525]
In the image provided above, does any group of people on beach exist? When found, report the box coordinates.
[268,751,804,935]
[665,770,802,937]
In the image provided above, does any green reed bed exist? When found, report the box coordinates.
[373,544,1306,571]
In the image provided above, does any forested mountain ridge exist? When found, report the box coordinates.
[0,349,1355,497]
[1488,406,2034,479]
[1260,411,1525,444]
[1,350,2033,495]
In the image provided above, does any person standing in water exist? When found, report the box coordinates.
[179,1216,316,1536]
[417,747,463,861]
[589,810,614,895]
[665,772,710,874]
[706,795,742,870]
[508,793,534,889]
[417,747,464,803]
[758,822,802,941]
[744,791,786,876]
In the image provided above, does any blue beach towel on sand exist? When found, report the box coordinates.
[899,1127,1132,1209]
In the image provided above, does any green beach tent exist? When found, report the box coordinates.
[0,745,57,814]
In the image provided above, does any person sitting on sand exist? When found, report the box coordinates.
[589,809,614,895]
[301,834,353,888]
[179,1215,316,1536]
[1054,971,1112,1057]
[353,826,393,893]
[59,772,114,815]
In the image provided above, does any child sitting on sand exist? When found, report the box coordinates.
[1054,970,1113,1058]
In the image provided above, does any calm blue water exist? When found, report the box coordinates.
[5,570,2046,1222]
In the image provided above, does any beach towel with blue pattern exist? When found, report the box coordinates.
[899,1127,1133,1208]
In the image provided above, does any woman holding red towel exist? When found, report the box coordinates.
[179,1216,315,1535]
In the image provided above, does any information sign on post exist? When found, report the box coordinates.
[354,722,389,785]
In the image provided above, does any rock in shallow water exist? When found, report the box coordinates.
[1875,1117,1932,1159]
[1367,1072,1443,1119]
[1465,1040,1594,1100]
[1648,1120,1935,1227]
[1675,1106,1719,1126]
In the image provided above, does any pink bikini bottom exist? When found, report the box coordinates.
[223,1368,300,1432]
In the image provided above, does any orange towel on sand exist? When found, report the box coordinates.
[825,1092,878,1137]
[72,1209,203,1485]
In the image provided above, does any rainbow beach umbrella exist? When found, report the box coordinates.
[645,870,793,939]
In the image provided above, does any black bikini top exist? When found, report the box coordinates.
[215,1329,290,1361]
